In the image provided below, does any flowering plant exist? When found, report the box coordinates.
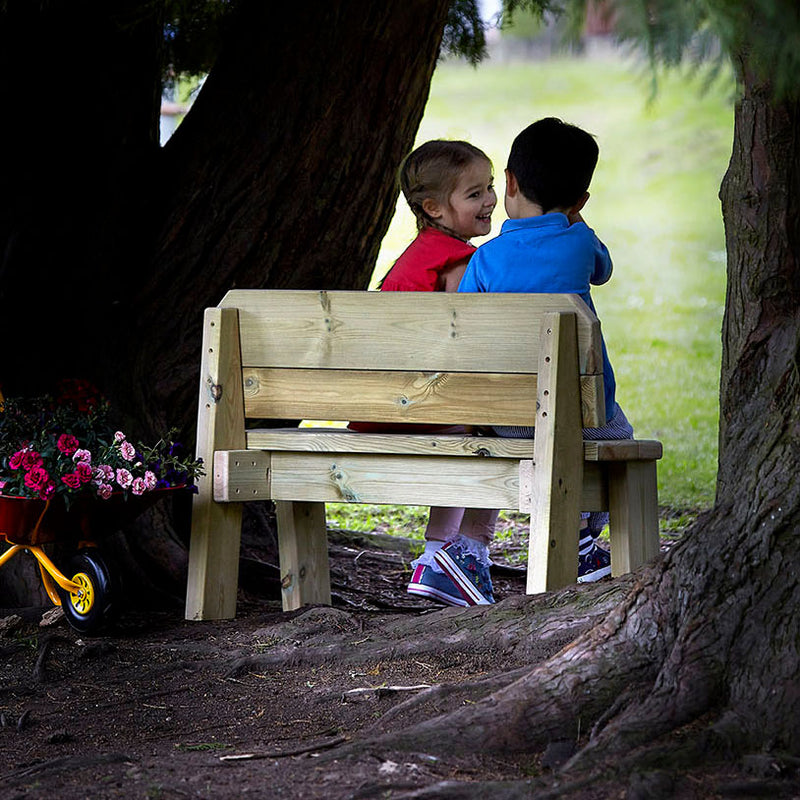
[0,384,204,507]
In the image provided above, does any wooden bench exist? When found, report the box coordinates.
[185,290,662,619]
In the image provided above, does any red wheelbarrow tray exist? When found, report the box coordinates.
[0,487,187,632]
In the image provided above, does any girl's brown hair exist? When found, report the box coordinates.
[400,140,492,232]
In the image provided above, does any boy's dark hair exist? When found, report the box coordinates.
[507,117,598,212]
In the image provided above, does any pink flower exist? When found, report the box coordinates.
[21,450,43,470]
[75,462,93,484]
[73,449,92,464]
[97,483,113,500]
[61,472,82,489]
[143,470,157,490]
[119,441,136,461]
[24,466,50,490]
[57,434,80,456]
[131,477,146,496]
[95,464,114,482]
[39,481,56,500]
[115,468,133,489]
[114,431,126,442]
[9,450,25,469]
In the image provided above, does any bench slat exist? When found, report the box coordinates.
[243,368,605,428]
[260,452,606,510]
[245,430,663,461]
[221,289,604,375]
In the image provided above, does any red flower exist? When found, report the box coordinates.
[74,461,93,484]
[21,449,43,470]
[24,466,50,490]
[57,434,80,456]
[61,472,82,489]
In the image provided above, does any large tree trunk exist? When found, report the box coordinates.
[336,49,800,792]
[132,0,450,432]
[0,0,451,606]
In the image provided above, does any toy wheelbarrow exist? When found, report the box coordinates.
[0,489,181,634]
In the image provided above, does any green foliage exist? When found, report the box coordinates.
[597,0,800,99]
[163,0,234,81]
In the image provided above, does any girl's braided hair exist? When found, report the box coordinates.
[399,139,491,232]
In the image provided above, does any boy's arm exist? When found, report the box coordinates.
[592,237,613,285]
[573,215,613,286]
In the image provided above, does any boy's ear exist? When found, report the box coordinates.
[421,198,443,219]
[570,191,590,214]
[504,168,519,197]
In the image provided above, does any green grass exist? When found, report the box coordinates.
[333,50,733,537]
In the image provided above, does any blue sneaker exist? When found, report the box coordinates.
[577,542,611,583]
[434,541,494,605]
[407,564,468,607]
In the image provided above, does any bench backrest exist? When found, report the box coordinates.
[216,289,606,428]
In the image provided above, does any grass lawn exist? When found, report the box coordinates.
[330,49,734,543]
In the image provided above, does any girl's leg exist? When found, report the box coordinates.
[408,507,471,607]
[412,507,465,571]
[458,508,499,547]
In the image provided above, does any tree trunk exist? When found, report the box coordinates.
[131,0,451,432]
[0,0,450,606]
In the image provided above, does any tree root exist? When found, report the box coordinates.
[224,579,632,678]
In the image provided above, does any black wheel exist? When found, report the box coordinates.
[56,550,115,634]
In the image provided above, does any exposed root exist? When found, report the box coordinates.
[224,579,633,678]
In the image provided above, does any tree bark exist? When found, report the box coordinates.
[131,0,451,431]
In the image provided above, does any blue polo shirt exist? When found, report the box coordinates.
[459,213,617,421]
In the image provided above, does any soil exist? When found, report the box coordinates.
[1,529,794,799]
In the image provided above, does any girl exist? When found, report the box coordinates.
[354,140,499,607]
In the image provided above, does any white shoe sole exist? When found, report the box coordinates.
[407,582,468,607]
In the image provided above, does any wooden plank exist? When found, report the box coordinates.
[583,439,663,461]
[269,452,520,507]
[186,307,247,621]
[276,501,331,611]
[246,430,657,461]
[244,368,538,426]
[219,290,604,374]
[607,460,661,576]
[248,429,535,458]
[242,368,605,429]
[259,451,606,510]
[213,450,270,502]
[527,313,584,594]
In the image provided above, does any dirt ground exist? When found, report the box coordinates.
[2,530,798,799]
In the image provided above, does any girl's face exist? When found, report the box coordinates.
[429,159,496,240]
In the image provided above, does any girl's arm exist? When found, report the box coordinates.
[438,258,470,292]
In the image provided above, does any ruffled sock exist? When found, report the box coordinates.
[443,532,492,568]
[410,539,446,572]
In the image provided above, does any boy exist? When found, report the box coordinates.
[454,117,634,582]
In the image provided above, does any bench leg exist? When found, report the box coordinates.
[185,497,243,620]
[276,501,331,611]
[527,312,583,594]
[186,306,246,621]
[608,460,660,576]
